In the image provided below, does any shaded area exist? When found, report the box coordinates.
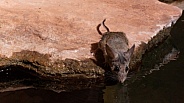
[128,54,184,103]
[0,65,104,92]
[0,65,38,82]
[0,50,105,92]
[104,50,184,103]
[91,42,119,85]
[159,0,184,3]
[0,88,104,103]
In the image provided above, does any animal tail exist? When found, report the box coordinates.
[96,23,102,35]
[102,19,110,32]
[96,19,110,35]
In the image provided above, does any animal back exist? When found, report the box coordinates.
[102,32,129,52]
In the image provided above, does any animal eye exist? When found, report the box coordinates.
[125,66,129,73]
[114,65,120,71]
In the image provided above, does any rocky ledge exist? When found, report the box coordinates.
[0,0,182,91]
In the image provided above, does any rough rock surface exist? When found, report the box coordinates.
[0,0,181,59]
[0,0,182,90]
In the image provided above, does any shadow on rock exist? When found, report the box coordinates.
[90,42,118,85]
[171,10,184,52]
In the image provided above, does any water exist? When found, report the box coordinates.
[0,88,104,103]
[104,51,184,103]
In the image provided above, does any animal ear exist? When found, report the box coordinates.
[124,44,135,61]
[105,44,118,59]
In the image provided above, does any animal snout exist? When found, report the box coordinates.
[118,69,128,83]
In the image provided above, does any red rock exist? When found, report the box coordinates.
[0,0,182,77]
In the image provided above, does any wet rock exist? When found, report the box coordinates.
[0,0,182,91]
